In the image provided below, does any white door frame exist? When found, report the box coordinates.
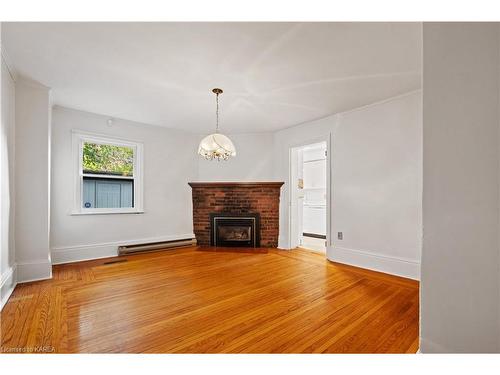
[287,133,332,250]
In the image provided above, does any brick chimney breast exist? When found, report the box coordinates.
[188,182,284,247]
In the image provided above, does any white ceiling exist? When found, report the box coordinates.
[2,22,422,134]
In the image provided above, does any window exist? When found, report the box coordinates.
[73,132,143,214]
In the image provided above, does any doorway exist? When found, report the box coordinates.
[290,141,328,254]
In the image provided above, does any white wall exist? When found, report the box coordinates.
[420,23,500,353]
[196,133,274,182]
[1,34,18,308]
[14,78,52,282]
[12,86,422,284]
[332,91,422,279]
[50,107,198,263]
[274,90,422,280]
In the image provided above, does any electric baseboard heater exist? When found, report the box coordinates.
[118,238,197,255]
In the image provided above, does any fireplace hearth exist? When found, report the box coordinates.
[210,213,260,247]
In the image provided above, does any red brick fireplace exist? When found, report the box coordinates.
[188,182,284,247]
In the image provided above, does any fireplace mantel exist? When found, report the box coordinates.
[189,181,284,247]
[188,182,284,188]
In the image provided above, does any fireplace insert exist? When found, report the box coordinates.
[209,213,260,247]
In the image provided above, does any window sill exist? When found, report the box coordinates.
[70,210,145,216]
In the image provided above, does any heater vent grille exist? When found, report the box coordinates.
[118,238,197,255]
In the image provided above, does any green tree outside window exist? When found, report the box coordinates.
[83,142,134,176]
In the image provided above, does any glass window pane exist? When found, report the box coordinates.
[83,142,134,176]
[83,177,134,208]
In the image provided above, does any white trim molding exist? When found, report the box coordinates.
[287,133,332,250]
[16,259,52,283]
[71,130,144,215]
[51,233,196,264]
[418,338,452,353]
[327,246,420,280]
[1,265,17,310]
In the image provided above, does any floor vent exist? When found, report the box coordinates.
[118,238,197,256]
[303,232,327,239]
[103,259,128,265]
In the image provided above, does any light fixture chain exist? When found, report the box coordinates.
[215,92,219,133]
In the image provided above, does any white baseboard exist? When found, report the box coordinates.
[418,338,451,353]
[51,233,196,265]
[327,246,420,280]
[16,259,52,283]
[1,264,17,311]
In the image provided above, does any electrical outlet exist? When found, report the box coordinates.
[337,232,343,240]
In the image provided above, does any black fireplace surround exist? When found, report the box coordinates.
[209,213,261,247]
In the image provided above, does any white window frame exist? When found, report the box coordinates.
[72,131,144,215]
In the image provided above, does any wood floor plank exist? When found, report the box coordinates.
[1,247,419,353]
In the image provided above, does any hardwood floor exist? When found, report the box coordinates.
[0,247,419,353]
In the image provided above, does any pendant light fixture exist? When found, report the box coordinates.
[198,88,236,161]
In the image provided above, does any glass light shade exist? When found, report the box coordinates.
[198,133,237,161]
